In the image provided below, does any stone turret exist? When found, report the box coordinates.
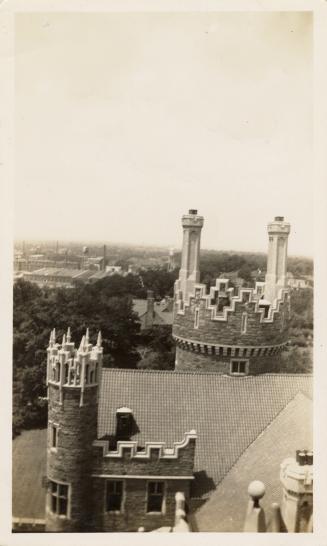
[173,212,291,374]
[280,450,313,532]
[45,328,103,532]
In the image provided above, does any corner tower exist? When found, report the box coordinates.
[45,328,103,532]
[173,212,291,374]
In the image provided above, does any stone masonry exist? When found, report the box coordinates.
[173,212,291,374]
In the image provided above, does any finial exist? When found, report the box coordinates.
[49,330,53,343]
[97,331,102,347]
[85,327,89,343]
[52,328,56,342]
[62,333,66,347]
[79,335,85,351]
[248,481,265,507]
[66,326,71,342]
[268,503,282,532]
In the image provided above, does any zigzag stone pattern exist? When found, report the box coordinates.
[173,278,291,374]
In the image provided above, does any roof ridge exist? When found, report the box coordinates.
[212,390,312,491]
[101,368,313,378]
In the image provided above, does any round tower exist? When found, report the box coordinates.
[45,327,103,532]
[173,212,291,374]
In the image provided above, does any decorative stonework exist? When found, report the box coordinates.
[93,430,197,459]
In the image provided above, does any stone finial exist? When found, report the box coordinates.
[244,481,266,532]
[268,503,283,532]
[62,333,66,345]
[49,330,54,344]
[248,480,265,507]
[79,335,86,352]
[66,327,71,342]
[97,331,102,348]
[52,328,56,342]
[85,327,89,343]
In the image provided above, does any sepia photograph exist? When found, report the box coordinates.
[1,3,325,541]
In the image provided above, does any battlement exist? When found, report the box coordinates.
[93,430,197,461]
[46,327,103,405]
[174,277,290,325]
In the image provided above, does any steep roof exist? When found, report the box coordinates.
[192,391,312,531]
[12,370,312,522]
[98,370,312,498]
[132,299,148,317]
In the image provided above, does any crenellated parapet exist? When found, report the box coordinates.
[93,430,197,460]
[173,278,290,346]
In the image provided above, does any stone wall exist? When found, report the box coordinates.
[46,384,98,532]
[175,346,283,374]
[90,435,196,531]
[173,296,290,347]
[91,478,190,532]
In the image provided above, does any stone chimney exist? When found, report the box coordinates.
[178,210,204,301]
[264,216,291,304]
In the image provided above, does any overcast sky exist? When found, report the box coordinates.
[15,12,312,256]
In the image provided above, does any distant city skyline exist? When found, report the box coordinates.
[15,12,312,257]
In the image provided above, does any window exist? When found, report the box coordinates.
[194,308,199,329]
[230,360,248,375]
[241,312,248,334]
[147,481,164,513]
[49,480,69,516]
[51,425,58,448]
[106,480,123,512]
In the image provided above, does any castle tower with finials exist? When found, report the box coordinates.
[173,211,291,374]
[46,328,103,532]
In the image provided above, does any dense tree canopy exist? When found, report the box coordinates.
[13,278,142,436]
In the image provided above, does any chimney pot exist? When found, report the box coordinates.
[274,216,284,221]
[189,209,198,215]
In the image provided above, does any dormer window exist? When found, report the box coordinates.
[116,407,133,441]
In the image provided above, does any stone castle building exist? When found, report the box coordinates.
[173,210,291,374]
[12,211,312,533]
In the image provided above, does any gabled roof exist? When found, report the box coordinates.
[132,299,148,317]
[98,370,312,498]
[192,391,312,531]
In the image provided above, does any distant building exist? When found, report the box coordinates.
[287,272,311,290]
[21,268,112,288]
[133,291,173,330]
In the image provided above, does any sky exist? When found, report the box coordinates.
[14,11,313,256]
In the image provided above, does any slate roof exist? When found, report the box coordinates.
[132,299,148,317]
[132,299,173,325]
[98,369,312,498]
[192,391,312,531]
[12,370,312,522]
